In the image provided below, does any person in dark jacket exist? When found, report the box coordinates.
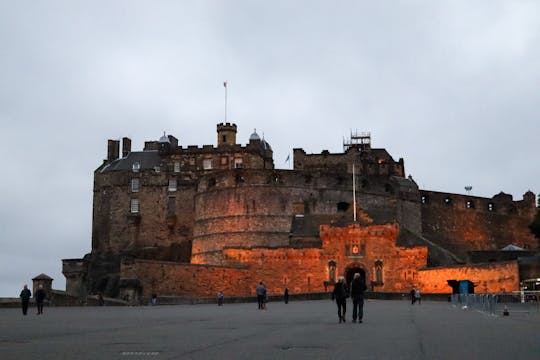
[332,276,348,323]
[350,273,367,323]
[256,282,266,310]
[20,285,31,315]
[35,284,46,315]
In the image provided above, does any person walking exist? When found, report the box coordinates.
[19,285,31,316]
[284,287,289,304]
[350,273,367,323]
[414,288,421,305]
[256,282,266,310]
[332,276,348,323]
[410,288,416,304]
[217,291,224,306]
[35,284,46,315]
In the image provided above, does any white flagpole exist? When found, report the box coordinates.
[224,81,228,122]
[353,164,357,222]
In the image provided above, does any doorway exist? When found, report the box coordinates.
[345,267,366,286]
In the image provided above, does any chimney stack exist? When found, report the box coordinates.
[122,137,131,157]
[107,139,120,162]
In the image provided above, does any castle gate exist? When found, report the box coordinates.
[345,265,366,286]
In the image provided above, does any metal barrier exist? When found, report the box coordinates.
[451,292,540,316]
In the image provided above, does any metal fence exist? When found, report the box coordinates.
[450,291,540,316]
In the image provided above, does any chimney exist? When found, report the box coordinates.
[107,139,120,162]
[122,137,131,157]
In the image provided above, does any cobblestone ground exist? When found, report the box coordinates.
[1,299,539,360]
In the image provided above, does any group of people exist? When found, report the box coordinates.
[332,273,367,323]
[19,284,46,315]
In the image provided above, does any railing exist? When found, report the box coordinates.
[450,291,540,316]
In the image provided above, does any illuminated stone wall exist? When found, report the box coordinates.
[418,261,520,294]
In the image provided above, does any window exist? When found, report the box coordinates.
[203,159,212,170]
[421,195,429,204]
[153,166,161,173]
[337,202,350,212]
[375,260,383,284]
[466,200,474,209]
[235,175,245,184]
[174,162,180,173]
[132,162,140,172]
[488,203,495,212]
[131,178,140,193]
[167,197,176,216]
[130,199,140,213]
[168,179,177,192]
[220,157,228,166]
[444,197,452,205]
[328,261,336,284]
[234,158,243,168]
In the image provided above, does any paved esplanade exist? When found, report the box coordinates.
[1,300,539,359]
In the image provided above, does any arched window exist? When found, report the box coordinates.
[328,260,337,284]
[374,260,383,285]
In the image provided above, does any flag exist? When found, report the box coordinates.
[285,154,290,163]
[223,81,227,87]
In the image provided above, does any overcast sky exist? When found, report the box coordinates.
[1,1,539,297]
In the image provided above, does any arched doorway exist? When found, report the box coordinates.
[345,266,366,286]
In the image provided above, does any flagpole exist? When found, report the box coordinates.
[224,81,228,122]
[353,164,357,222]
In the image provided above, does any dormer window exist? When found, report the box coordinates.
[132,162,140,172]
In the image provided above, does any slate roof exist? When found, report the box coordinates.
[32,273,53,280]
[100,151,161,173]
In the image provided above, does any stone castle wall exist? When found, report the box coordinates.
[123,223,431,298]
[418,261,520,293]
[192,169,421,263]
[92,169,195,258]
[421,190,538,259]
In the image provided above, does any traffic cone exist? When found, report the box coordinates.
[503,305,509,316]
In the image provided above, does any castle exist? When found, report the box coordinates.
[62,123,539,301]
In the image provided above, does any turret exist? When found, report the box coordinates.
[217,123,237,146]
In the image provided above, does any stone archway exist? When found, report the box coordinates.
[345,265,366,286]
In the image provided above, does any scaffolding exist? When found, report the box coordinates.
[343,130,371,152]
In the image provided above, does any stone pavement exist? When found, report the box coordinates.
[0,299,539,360]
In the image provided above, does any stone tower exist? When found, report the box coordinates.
[217,123,237,146]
